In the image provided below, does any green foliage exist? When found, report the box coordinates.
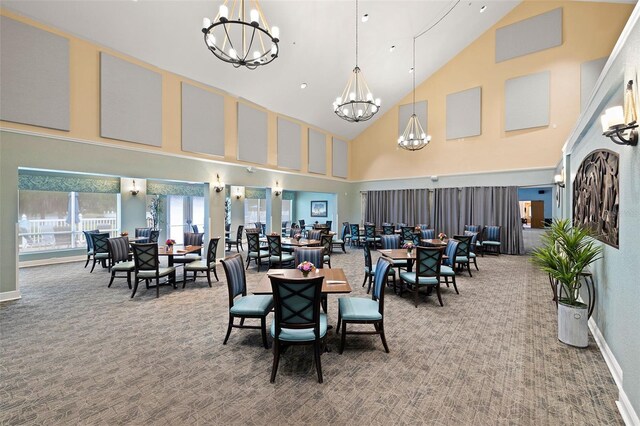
[532,219,602,306]
[148,195,164,230]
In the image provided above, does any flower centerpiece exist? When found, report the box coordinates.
[165,238,176,247]
[294,233,302,241]
[402,241,415,254]
[297,261,316,277]
[269,232,279,236]
[438,232,447,241]
[120,231,129,237]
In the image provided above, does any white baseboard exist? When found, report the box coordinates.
[589,318,639,426]
[0,290,22,302]
[19,255,85,268]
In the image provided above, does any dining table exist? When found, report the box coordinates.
[158,244,202,267]
[420,238,449,247]
[379,249,417,272]
[259,237,321,247]
[252,268,352,295]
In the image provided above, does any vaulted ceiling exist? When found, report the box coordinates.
[2,1,525,139]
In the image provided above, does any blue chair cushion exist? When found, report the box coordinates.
[366,237,381,242]
[138,266,176,278]
[270,254,295,263]
[248,250,269,259]
[95,253,110,259]
[184,260,214,271]
[230,295,274,316]
[339,297,382,321]
[365,264,395,276]
[469,252,476,258]
[440,265,455,276]
[271,313,327,342]
[324,255,330,261]
[392,259,409,267]
[483,241,501,246]
[456,256,469,263]
[111,261,135,271]
[399,271,439,285]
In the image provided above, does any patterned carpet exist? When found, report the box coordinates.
[1,238,621,425]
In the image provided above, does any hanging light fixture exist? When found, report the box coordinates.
[202,0,280,70]
[398,38,431,151]
[333,0,380,122]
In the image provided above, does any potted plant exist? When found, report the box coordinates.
[532,219,602,348]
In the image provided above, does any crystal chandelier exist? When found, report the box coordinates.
[333,0,380,122]
[398,38,431,151]
[202,0,280,70]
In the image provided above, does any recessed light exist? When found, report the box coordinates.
[480,5,486,13]
[409,67,414,73]
[389,45,396,52]
[361,13,369,22]
[300,83,307,89]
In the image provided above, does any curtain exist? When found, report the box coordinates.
[18,170,120,193]
[432,188,460,237]
[147,180,204,197]
[365,189,430,226]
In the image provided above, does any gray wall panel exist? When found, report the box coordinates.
[496,8,562,63]
[0,16,69,131]
[505,71,550,131]
[580,57,608,112]
[100,53,162,146]
[308,129,326,174]
[398,101,428,138]
[332,138,348,179]
[181,82,224,156]
[237,102,268,164]
[277,118,301,170]
[446,87,481,140]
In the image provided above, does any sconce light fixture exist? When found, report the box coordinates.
[273,181,282,197]
[600,82,638,146]
[554,173,565,188]
[214,174,225,193]
[130,180,140,196]
[235,187,242,200]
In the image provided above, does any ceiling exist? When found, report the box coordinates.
[3,0,525,140]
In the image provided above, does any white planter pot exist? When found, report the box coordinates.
[558,301,589,348]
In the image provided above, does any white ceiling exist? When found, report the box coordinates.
[3,0,525,140]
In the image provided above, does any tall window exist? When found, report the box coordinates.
[166,195,206,243]
[244,199,267,226]
[282,200,292,224]
[18,190,118,253]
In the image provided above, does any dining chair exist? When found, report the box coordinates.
[337,257,392,354]
[482,226,502,255]
[401,226,415,245]
[245,231,269,271]
[89,232,111,273]
[439,240,459,294]
[420,229,436,240]
[254,222,266,236]
[82,229,99,268]
[294,247,324,268]
[331,223,348,253]
[308,230,323,241]
[148,230,160,244]
[320,234,333,268]
[226,225,244,252]
[267,235,295,268]
[396,223,407,231]
[298,219,307,238]
[349,224,362,248]
[362,242,395,294]
[269,274,326,383]
[399,246,444,307]
[130,243,177,298]
[452,235,473,277]
[418,224,430,230]
[465,225,485,255]
[325,220,332,230]
[464,230,480,271]
[380,234,408,272]
[364,224,380,248]
[107,236,134,289]
[191,224,199,233]
[135,227,151,243]
[183,237,220,288]
[221,253,273,349]
[172,232,204,267]
[382,225,395,235]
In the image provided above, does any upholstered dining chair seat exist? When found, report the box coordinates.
[338,298,382,321]
[392,259,409,267]
[456,256,469,263]
[439,265,455,276]
[230,294,274,316]
[399,272,439,285]
[95,252,110,260]
[111,261,135,271]
[469,252,477,258]
[365,264,396,276]
[248,250,270,259]
[270,254,294,263]
[137,267,175,279]
[483,241,501,246]
[270,313,327,342]
[184,259,211,271]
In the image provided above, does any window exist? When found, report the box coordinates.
[282,200,292,224]
[244,199,267,226]
[18,190,118,253]
[166,195,206,243]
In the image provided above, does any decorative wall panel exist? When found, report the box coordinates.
[181,82,225,156]
[495,8,563,63]
[573,150,619,248]
[237,102,268,164]
[505,71,550,131]
[446,87,481,140]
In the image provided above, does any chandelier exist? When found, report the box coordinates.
[333,0,380,122]
[202,0,280,70]
[398,38,431,151]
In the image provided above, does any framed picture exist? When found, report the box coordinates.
[310,201,328,217]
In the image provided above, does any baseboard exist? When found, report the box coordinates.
[19,255,85,268]
[0,290,22,302]
[589,318,639,425]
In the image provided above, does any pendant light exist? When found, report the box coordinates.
[398,37,431,151]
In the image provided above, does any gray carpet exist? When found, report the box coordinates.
[1,244,621,425]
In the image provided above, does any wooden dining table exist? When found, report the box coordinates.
[259,237,321,247]
[158,244,202,266]
[251,268,352,295]
[420,238,449,247]
[379,249,417,272]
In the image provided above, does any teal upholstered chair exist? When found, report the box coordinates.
[380,234,408,272]
[420,229,435,240]
[337,257,391,354]
[184,237,220,287]
[226,225,244,252]
[221,253,273,349]
[245,231,269,271]
[439,240,460,295]
[320,234,333,268]
[331,223,348,253]
[294,247,324,269]
[134,227,151,243]
[89,232,111,273]
[267,235,295,268]
[401,226,416,245]
[399,246,444,307]
[107,236,134,289]
[364,224,380,248]
[269,274,326,383]
[308,229,323,241]
[148,229,160,243]
[465,225,484,255]
[349,224,363,248]
[82,229,99,268]
[130,243,177,298]
[482,226,502,255]
[362,242,395,294]
[464,230,480,271]
[382,225,395,235]
[452,235,473,277]
[173,232,204,266]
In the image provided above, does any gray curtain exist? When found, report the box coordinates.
[365,189,430,226]
[432,188,461,238]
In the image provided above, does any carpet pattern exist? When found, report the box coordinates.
[1,237,621,425]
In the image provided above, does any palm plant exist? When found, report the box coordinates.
[532,219,602,306]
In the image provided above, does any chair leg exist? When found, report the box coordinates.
[206,270,212,287]
[223,316,234,345]
[127,271,132,289]
[182,271,188,288]
[131,279,139,298]
[340,321,347,354]
[156,277,160,298]
[367,275,373,294]
[467,263,472,277]
[90,257,98,273]
[473,257,479,271]
[452,275,459,294]
[362,273,368,287]
[435,284,443,306]
[108,272,115,288]
[378,321,390,353]
[84,255,90,268]
[444,276,449,287]
[336,311,342,334]
[261,317,268,349]
[314,341,323,383]
[270,340,281,383]
[414,284,420,308]
[341,242,346,253]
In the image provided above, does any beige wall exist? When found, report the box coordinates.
[351,1,633,182]
[0,8,349,181]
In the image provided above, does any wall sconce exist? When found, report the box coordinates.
[213,174,225,193]
[235,187,242,200]
[130,180,140,196]
[273,181,282,197]
[600,82,638,146]
[554,173,565,188]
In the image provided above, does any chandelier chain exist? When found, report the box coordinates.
[355,0,359,67]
